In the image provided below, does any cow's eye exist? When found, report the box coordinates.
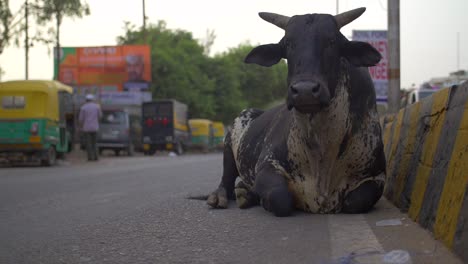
[329,38,336,46]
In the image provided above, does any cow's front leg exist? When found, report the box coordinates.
[341,178,384,213]
[235,181,259,209]
[207,134,237,209]
[254,164,294,217]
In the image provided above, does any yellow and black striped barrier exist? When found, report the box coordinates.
[382,82,468,262]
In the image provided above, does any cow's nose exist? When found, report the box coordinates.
[290,81,321,99]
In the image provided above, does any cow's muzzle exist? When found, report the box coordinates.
[287,81,330,113]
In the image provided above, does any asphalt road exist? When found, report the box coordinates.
[0,153,463,264]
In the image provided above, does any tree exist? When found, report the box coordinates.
[0,0,26,76]
[204,55,247,123]
[117,21,288,124]
[31,0,90,79]
[118,21,217,119]
[220,43,288,109]
[200,29,216,56]
[0,0,12,55]
[0,0,25,56]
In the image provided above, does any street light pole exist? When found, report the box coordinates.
[25,0,29,80]
[388,0,400,113]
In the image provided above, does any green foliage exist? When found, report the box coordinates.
[30,0,90,71]
[117,21,288,125]
[0,0,26,76]
[205,55,248,123]
[219,44,287,109]
[0,0,12,55]
[0,0,25,55]
[118,21,216,120]
[32,0,90,25]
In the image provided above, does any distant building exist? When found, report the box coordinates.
[428,70,468,88]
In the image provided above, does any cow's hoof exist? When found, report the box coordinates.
[235,181,258,209]
[207,187,228,209]
[262,187,294,217]
[341,180,384,214]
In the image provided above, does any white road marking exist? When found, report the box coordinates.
[328,214,386,263]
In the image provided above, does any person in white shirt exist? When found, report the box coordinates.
[79,94,102,161]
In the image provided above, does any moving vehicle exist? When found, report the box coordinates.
[211,121,225,150]
[141,99,190,155]
[97,107,142,156]
[188,119,214,152]
[0,80,74,166]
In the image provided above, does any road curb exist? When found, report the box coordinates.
[381,82,468,262]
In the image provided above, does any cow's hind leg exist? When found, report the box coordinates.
[235,181,259,209]
[254,165,294,217]
[341,179,384,213]
[207,133,238,209]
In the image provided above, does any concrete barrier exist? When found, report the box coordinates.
[382,82,468,262]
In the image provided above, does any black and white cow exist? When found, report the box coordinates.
[207,7,386,217]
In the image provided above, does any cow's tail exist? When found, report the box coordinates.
[185,194,210,200]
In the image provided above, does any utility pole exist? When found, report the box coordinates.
[457,32,460,71]
[142,0,147,42]
[336,0,339,14]
[388,0,400,114]
[25,0,29,80]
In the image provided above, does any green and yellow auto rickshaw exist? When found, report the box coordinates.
[0,80,74,166]
[188,119,214,152]
[211,121,225,150]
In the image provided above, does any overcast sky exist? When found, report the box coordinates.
[1,0,467,88]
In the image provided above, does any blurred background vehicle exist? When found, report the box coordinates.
[141,99,190,155]
[0,80,74,166]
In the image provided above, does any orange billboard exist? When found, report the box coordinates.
[55,45,152,92]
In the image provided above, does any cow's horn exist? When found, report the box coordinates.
[259,12,290,30]
[334,7,366,28]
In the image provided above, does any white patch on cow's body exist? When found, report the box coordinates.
[230,109,259,187]
[230,109,253,159]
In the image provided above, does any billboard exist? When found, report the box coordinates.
[54,45,152,94]
[71,88,152,106]
[352,30,388,102]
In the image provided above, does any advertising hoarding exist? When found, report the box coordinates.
[54,45,152,105]
[352,30,388,102]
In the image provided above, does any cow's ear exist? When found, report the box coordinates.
[342,41,382,67]
[244,44,283,67]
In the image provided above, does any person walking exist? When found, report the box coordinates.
[79,94,102,161]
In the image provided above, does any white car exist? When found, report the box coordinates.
[407,89,438,105]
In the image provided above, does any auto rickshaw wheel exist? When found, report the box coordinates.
[41,147,56,166]
[127,142,134,156]
[202,145,209,154]
[175,142,184,155]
